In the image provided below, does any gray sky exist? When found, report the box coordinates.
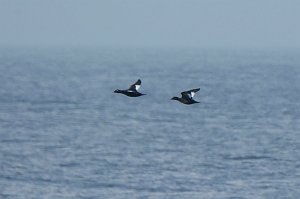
[0,0,299,48]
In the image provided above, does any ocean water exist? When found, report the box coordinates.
[0,47,300,199]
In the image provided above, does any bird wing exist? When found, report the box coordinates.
[128,79,141,91]
[181,88,200,99]
[181,92,191,100]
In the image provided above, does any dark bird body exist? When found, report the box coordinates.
[114,79,146,97]
[171,88,200,105]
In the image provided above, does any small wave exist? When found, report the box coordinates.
[224,155,274,161]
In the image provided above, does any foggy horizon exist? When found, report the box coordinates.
[1,0,300,48]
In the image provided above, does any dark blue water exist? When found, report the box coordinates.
[0,47,300,198]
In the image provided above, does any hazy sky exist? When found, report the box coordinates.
[0,0,299,48]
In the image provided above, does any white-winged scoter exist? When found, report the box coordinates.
[171,88,200,105]
[114,79,146,97]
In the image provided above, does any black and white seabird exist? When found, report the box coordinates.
[114,79,146,97]
[171,88,200,105]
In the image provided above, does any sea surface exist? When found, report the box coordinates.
[0,47,300,199]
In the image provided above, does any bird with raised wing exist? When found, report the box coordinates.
[114,79,146,97]
[171,88,200,105]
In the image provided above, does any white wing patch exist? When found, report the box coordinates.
[191,92,195,98]
[135,85,141,91]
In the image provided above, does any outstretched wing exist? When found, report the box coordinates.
[128,79,142,91]
[181,88,200,99]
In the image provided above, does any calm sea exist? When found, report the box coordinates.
[0,47,300,198]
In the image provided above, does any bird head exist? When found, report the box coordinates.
[171,97,179,101]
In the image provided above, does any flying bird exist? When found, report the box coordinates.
[114,79,146,97]
[171,88,200,105]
